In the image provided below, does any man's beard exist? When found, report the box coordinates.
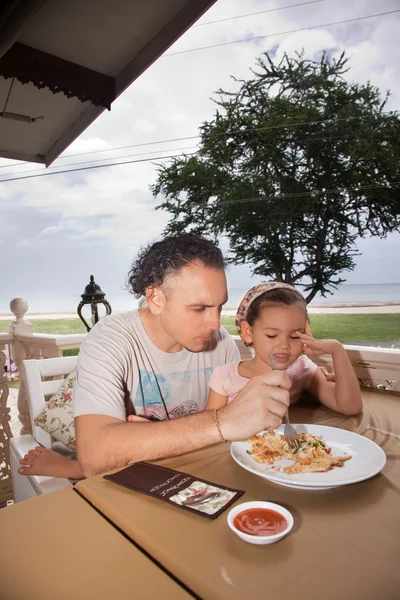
[184,336,216,353]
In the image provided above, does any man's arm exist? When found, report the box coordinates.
[76,370,291,477]
[75,411,220,477]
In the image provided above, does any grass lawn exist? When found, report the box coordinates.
[1,314,399,344]
[0,318,87,335]
[221,314,400,343]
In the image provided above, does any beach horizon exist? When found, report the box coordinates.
[1,301,400,320]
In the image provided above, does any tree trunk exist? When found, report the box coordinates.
[305,287,319,305]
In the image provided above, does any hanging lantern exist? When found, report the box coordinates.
[77,275,112,332]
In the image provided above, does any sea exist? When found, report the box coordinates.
[226,283,400,309]
[1,283,399,314]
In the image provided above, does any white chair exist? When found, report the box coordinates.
[10,356,77,502]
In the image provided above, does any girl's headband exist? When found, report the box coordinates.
[235,281,306,341]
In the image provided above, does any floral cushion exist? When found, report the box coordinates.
[33,369,77,450]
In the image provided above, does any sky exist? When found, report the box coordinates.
[1,0,400,312]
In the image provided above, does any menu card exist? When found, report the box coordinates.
[104,461,244,519]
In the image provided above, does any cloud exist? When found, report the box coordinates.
[1,0,399,311]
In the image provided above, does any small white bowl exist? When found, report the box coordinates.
[227,501,294,545]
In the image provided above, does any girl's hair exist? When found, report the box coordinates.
[246,287,307,326]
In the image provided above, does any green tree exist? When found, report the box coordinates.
[152,51,400,303]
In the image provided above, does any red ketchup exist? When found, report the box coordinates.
[234,508,287,536]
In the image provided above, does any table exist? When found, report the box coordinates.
[76,388,400,600]
[0,487,194,600]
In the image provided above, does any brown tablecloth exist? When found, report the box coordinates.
[0,488,194,600]
[76,388,400,600]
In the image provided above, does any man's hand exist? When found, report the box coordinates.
[217,370,291,441]
[297,332,341,357]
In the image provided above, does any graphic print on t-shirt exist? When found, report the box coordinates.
[134,367,212,420]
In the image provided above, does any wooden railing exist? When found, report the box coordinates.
[0,347,13,504]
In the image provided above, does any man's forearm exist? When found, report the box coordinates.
[76,411,220,477]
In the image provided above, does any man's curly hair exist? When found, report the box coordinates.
[127,233,225,298]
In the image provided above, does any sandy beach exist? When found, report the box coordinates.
[223,304,400,316]
[1,304,400,320]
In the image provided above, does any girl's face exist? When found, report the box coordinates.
[242,304,306,370]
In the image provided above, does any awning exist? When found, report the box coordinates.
[0,0,216,165]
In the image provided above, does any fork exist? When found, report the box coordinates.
[366,424,400,440]
[270,355,299,449]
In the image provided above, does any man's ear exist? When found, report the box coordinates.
[240,320,253,346]
[146,286,166,315]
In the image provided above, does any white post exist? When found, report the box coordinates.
[9,298,34,435]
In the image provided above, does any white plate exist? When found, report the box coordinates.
[268,480,339,491]
[231,424,386,489]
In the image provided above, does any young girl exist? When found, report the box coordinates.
[206,282,362,416]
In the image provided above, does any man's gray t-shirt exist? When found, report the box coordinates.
[73,310,239,421]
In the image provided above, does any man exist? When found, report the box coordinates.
[19,234,291,479]
[75,233,291,477]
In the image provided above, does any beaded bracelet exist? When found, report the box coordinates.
[213,409,226,443]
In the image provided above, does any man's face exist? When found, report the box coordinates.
[159,261,228,352]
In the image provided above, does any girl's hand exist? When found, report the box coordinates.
[296,332,342,357]
[305,319,313,336]
[319,367,336,382]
